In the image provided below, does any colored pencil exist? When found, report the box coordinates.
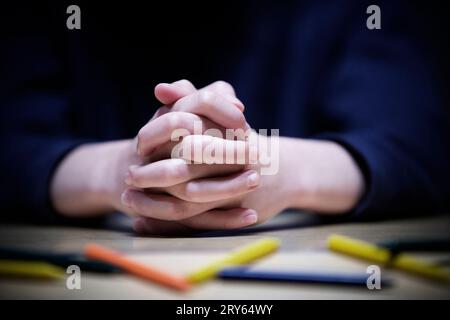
[84,243,190,291]
[328,234,450,283]
[186,238,280,283]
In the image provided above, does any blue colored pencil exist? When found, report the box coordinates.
[219,267,392,286]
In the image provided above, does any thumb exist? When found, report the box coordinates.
[154,79,196,105]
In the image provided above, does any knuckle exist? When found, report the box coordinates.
[137,127,146,146]
[170,161,187,182]
[166,113,181,131]
[183,182,200,202]
[166,201,185,221]
[136,129,149,153]
[178,79,192,88]
[165,201,178,219]
[158,161,186,185]
[214,80,234,94]
[198,90,216,107]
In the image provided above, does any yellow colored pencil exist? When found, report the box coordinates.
[186,238,280,283]
[0,260,64,279]
[327,234,450,283]
[392,253,450,282]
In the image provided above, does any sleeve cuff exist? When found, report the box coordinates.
[28,137,97,223]
[313,131,413,220]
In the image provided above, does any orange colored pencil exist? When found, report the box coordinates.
[84,243,190,292]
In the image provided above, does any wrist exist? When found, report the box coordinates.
[270,137,306,211]
[50,139,137,217]
[281,138,365,214]
[92,139,138,211]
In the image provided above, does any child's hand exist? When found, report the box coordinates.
[51,78,364,230]
[122,80,364,233]
[118,80,256,218]
[137,79,248,158]
[50,79,250,218]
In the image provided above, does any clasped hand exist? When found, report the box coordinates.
[51,79,364,233]
[120,80,289,234]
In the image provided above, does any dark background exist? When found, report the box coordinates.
[0,1,449,224]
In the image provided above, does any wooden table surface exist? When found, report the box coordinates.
[0,212,449,299]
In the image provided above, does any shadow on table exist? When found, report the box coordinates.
[193,211,352,237]
[104,210,353,238]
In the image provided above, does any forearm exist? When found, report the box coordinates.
[281,137,365,214]
[50,139,136,217]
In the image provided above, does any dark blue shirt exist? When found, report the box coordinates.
[1,1,449,223]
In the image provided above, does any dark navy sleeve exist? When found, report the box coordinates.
[0,5,95,222]
[315,2,450,219]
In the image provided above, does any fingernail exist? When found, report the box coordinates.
[244,122,251,130]
[155,83,170,90]
[227,94,245,111]
[242,211,258,225]
[121,190,132,208]
[247,172,260,187]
